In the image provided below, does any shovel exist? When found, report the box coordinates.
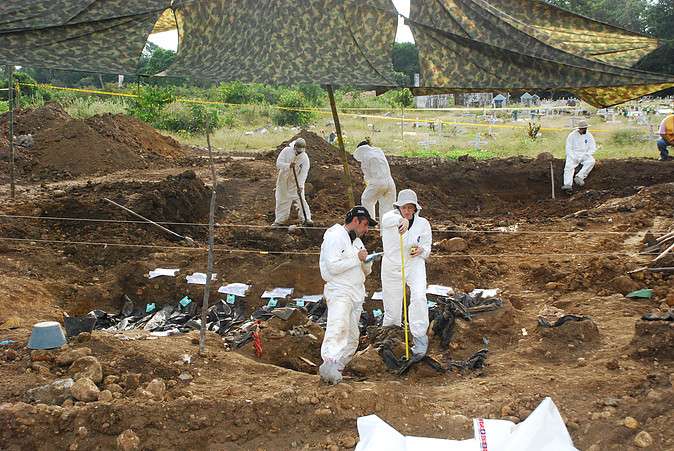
[291,164,310,228]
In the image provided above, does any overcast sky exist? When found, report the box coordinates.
[148,0,414,50]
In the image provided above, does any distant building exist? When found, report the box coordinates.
[415,94,451,108]
[492,94,507,108]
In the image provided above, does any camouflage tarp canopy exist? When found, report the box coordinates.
[408,0,674,106]
[0,0,673,106]
[0,0,400,88]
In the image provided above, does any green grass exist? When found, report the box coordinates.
[11,94,667,160]
[0,101,8,114]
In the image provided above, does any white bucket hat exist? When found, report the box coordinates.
[393,189,422,211]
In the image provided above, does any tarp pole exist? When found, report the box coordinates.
[7,65,15,198]
[200,130,217,356]
[326,85,355,206]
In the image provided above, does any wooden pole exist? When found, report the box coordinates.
[326,85,354,206]
[200,131,217,356]
[550,161,555,200]
[7,65,15,198]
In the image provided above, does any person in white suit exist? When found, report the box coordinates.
[562,120,596,192]
[273,138,312,226]
[380,189,432,359]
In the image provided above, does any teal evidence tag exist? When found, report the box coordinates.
[146,303,156,313]
[226,294,236,305]
[179,296,192,307]
[296,299,305,307]
[427,300,437,308]
[267,298,278,308]
[373,309,383,318]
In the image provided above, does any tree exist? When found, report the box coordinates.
[637,0,674,75]
[392,43,420,85]
[544,0,649,33]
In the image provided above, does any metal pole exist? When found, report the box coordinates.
[401,105,404,146]
[200,131,217,355]
[326,85,355,206]
[7,65,15,198]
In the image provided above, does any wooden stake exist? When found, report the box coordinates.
[200,131,217,356]
[7,65,15,198]
[326,85,354,206]
[653,241,674,263]
[550,161,555,200]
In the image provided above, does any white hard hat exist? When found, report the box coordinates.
[393,189,422,211]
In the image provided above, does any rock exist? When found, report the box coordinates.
[178,372,193,382]
[98,390,113,402]
[70,377,100,402]
[104,375,119,386]
[107,383,123,393]
[437,237,468,252]
[347,346,387,376]
[146,378,166,400]
[315,408,332,417]
[446,414,472,436]
[31,350,56,363]
[340,436,358,448]
[500,404,514,417]
[122,373,142,389]
[69,356,102,384]
[31,362,52,376]
[603,398,620,407]
[633,431,653,448]
[624,417,639,429]
[26,378,74,405]
[536,152,554,161]
[116,429,140,451]
[62,399,74,408]
[76,426,88,437]
[56,348,92,366]
[606,359,620,370]
[611,276,641,295]
[5,349,18,361]
[296,395,311,406]
[666,289,674,307]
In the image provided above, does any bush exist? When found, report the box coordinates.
[218,81,266,105]
[66,97,127,119]
[155,102,220,134]
[127,86,175,123]
[611,129,649,145]
[273,90,316,126]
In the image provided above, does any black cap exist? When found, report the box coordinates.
[345,206,377,226]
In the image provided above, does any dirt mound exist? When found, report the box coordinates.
[265,129,357,167]
[630,318,674,360]
[0,103,188,180]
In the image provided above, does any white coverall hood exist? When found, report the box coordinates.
[393,189,422,211]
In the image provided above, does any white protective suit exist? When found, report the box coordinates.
[380,208,432,356]
[564,129,596,188]
[353,144,396,220]
[275,140,312,224]
[319,224,372,381]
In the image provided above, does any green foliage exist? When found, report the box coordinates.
[392,43,420,85]
[0,101,8,114]
[272,91,316,126]
[218,81,266,104]
[611,128,649,145]
[156,102,220,134]
[296,84,324,106]
[400,148,497,160]
[384,88,414,108]
[65,97,128,119]
[127,86,176,123]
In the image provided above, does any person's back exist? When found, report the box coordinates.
[657,113,674,161]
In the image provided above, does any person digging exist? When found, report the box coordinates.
[273,137,313,227]
[318,206,377,384]
[380,189,433,361]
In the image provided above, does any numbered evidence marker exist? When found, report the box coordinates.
[179,296,192,307]
[226,294,236,305]
[267,298,278,308]
[146,303,156,313]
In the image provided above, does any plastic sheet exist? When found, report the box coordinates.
[355,397,577,451]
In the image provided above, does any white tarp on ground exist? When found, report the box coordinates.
[355,397,577,451]
[148,268,180,279]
